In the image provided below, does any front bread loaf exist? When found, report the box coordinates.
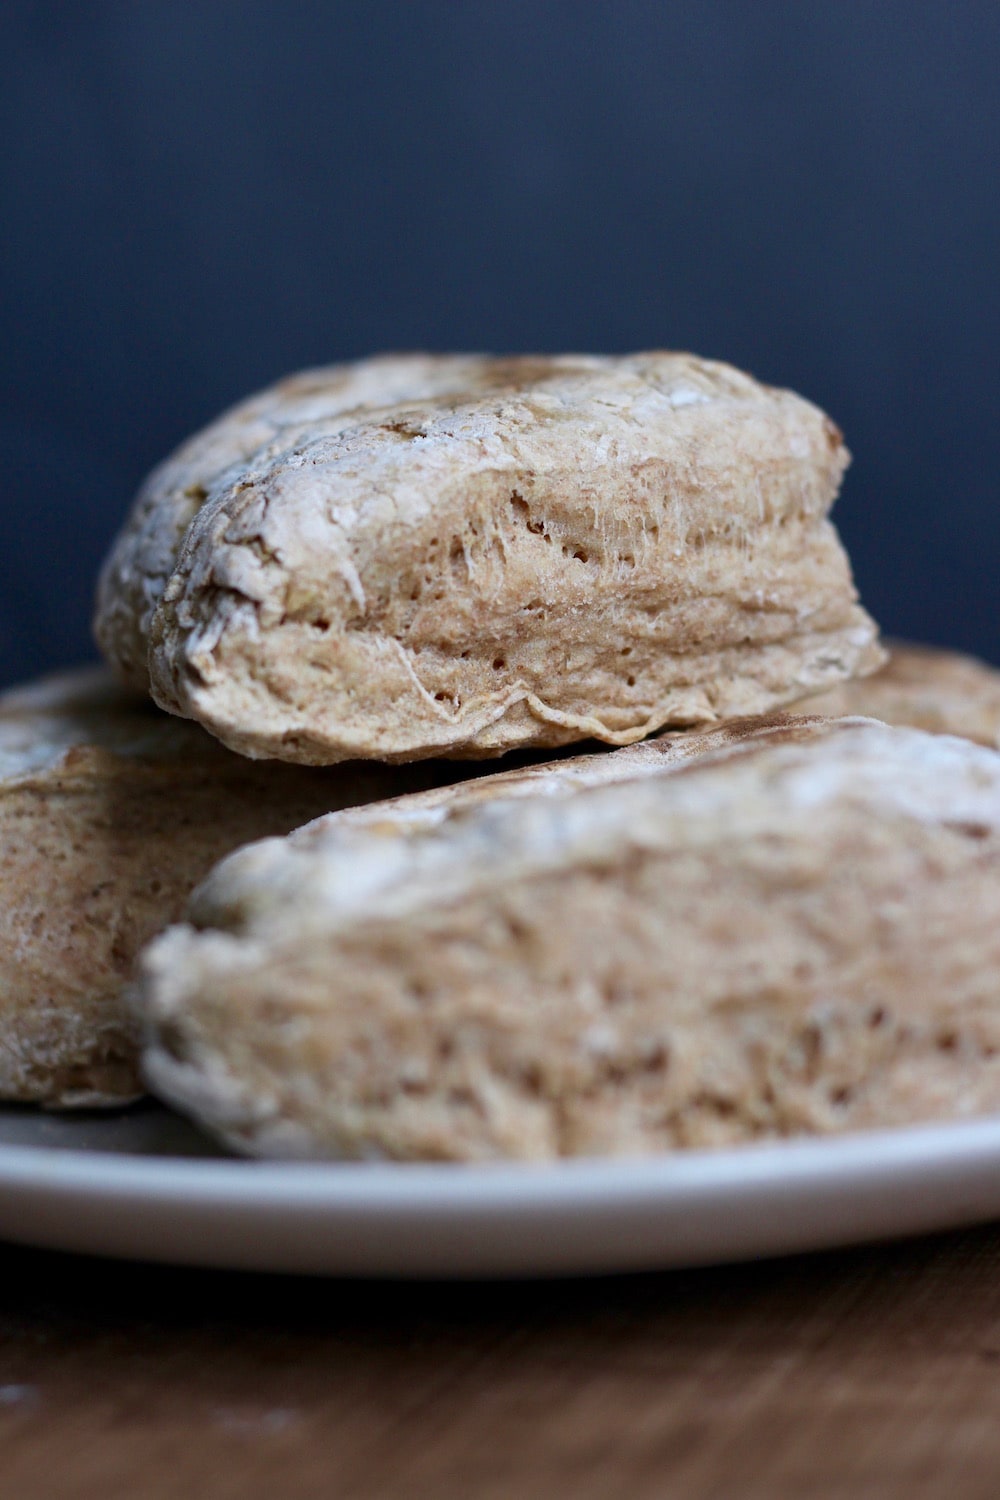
[96,352,882,764]
[0,667,478,1106]
[136,716,1000,1159]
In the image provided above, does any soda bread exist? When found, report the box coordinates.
[806,641,1000,747]
[137,717,1000,1159]
[95,355,491,690]
[0,667,470,1105]
[95,352,882,763]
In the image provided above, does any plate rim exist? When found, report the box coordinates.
[2,1112,1000,1208]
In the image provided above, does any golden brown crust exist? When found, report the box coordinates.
[0,667,482,1106]
[136,717,1000,1160]
[95,352,882,764]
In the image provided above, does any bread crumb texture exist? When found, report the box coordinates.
[95,352,882,763]
[137,716,1000,1159]
[0,667,484,1106]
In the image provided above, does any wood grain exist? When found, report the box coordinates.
[3,1226,1000,1498]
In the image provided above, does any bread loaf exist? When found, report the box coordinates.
[136,716,1000,1159]
[96,352,881,763]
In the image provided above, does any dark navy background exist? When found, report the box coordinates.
[2,0,998,687]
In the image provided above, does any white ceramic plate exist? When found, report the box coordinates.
[1,1104,1000,1276]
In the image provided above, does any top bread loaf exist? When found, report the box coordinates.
[95,352,882,764]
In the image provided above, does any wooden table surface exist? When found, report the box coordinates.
[4,1225,1000,1498]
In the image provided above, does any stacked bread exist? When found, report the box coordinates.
[6,351,1000,1158]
